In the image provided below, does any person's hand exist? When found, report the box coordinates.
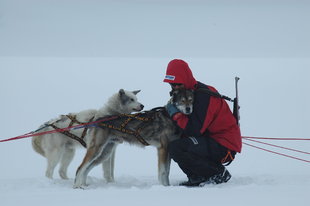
[165,102,181,117]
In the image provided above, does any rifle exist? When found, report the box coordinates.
[233,77,240,126]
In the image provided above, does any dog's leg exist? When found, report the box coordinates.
[74,145,105,188]
[110,145,116,182]
[74,129,110,189]
[59,145,75,179]
[157,144,171,186]
[85,142,115,181]
[74,141,116,188]
[74,143,114,188]
[45,147,63,179]
[102,143,116,183]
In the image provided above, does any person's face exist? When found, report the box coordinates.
[170,83,185,89]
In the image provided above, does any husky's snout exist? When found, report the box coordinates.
[134,104,144,112]
[185,106,192,114]
[139,104,144,111]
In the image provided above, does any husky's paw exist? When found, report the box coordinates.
[45,172,53,179]
[73,184,87,189]
[59,171,69,180]
[105,177,115,183]
[73,179,88,189]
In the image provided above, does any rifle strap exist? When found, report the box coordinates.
[197,87,239,124]
[196,88,234,102]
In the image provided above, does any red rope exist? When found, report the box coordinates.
[243,138,310,155]
[2,124,310,164]
[243,136,310,163]
[0,116,119,143]
[242,136,310,141]
[243,142,310,163]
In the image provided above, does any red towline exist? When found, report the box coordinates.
[1,125,310,163]
[1,121,310,165]
[242,136,310,141]
[0,116,119,143]
[243,137,310,164]
[1,126,310,143]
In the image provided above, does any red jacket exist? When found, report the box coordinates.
[164,59,242,153]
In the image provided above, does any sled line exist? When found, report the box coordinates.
[243,138,310,155]
[243,141,310,164]
[242,136,310,141]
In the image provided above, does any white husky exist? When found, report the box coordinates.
[32,89,144,180]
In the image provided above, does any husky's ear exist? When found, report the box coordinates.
[170,89,178,97]
[132,90,141,95]
[119,89,125,97]
[169,89,178,103]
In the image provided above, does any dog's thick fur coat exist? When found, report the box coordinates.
[74,88,194,188]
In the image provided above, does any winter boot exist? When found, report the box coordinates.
[179,175,208,187]
[200,168,232,186]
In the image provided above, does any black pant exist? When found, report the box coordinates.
[168,136,229,179]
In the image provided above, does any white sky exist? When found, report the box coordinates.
[0,0,309,58]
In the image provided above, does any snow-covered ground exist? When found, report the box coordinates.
[1,1,310,206]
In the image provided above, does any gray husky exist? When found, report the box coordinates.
[74,88,194,188]
[32,89,144,179]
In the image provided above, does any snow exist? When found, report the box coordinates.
[0,1,310,206]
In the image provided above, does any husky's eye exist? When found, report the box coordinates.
[131,98,135,102]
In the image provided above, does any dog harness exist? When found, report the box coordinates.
[47,108,166,147]
[95,112,157,146]
[49,115,94,148]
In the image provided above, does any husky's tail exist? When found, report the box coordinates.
[32,135,45,157]
[31,115,67,157]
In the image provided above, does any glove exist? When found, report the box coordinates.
[166,102,181,117]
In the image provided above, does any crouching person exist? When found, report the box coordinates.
[163,59,242,187]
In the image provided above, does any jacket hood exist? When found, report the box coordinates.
[163,59,197,89]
